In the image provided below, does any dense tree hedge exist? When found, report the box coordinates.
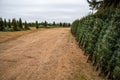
[71,8,120,80]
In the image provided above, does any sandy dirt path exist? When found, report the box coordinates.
[0,28,103,80]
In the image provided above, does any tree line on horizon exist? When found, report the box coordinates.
[0,18,30,31]
[0,17,71,31]
[35,21,71,29]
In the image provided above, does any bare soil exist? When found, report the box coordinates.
[0,28,103,80]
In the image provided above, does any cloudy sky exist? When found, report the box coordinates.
[0,0,90,23]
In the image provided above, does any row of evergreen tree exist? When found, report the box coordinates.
[71,8,120,80]
[0,18,30,31]
[35,21,71,29]
[0,17,71,31]
[71,0,120,79]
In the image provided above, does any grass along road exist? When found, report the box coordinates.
[0,27,39,43]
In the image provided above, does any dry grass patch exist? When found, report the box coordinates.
[0,27,44,43]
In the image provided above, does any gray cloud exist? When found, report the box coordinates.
[0,0,90,23]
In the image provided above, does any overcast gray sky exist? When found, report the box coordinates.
[0,0,90,23]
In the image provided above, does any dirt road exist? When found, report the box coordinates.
[0,28,103,80]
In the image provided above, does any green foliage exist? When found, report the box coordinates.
[18,18,23,29]
[87,0,120,11]
[35,21,39,29]
[71,19,79,35]
[71,8,120,80]
[12,18,20,31]
[24,21,30,30]
[44,21,48,27]
[0,18,70,31]
[0,17,4,31]
[0,18,31,31]
[8,19,11,28]
[53,21,56,26]
[107,37,120,79]
[3,19,7,28]
[34,21,70,28]
[113,66,120,80]
[59,22,62,27]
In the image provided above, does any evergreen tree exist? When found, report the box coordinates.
[35,21,39,29]
[18,18,23,29]
[59,22,62,27]
[63,23,66,27]
[4,19,7,27]
[8,19,11,28]
[12,18,20,31]
[12,18,17,27]
[44,21,48,27]
[53,21,56,26]
[87,0,102,10]
[24,21,30,30]
[0,17,4,31]
[68,23,71,27]
[108,38,120,79]
[71,19,80,35]
[87,0,120,10]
